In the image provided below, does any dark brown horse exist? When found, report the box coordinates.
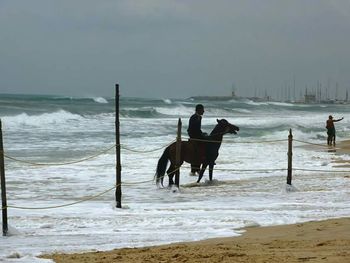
[156,119,239,187]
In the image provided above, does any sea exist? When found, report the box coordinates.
[0,93,349,262]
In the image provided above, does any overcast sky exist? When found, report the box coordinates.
[0,0,349,99]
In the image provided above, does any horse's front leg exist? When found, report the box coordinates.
[197,163,208,183]
[208,163,214,181]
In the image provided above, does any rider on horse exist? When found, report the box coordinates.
[187,104,208,174]
[156,118,239,187]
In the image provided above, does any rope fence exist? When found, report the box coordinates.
[1,142,177,167]
[1,85,348,237]
[2,144,116,166]
[294,139,334,148]
[120,140,176,153]
[179,164,350,173]
[1,136,348,192]
[1,138,338,167]
[180,137,287,144]
[1,169,177,211]
[0,117,350,235]
[1,138,331,167]
[2,163,348,211]
[5,184,117,210]
[2,138,347,177]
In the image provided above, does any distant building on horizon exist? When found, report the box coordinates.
[189,85,237,101]
[304,88,316,103]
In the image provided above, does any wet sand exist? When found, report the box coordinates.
[42,218,350,263]
[42,140,350,263]
[297,139,350,166]
[330,140,350,170]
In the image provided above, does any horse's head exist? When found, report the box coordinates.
[216,119,240,134]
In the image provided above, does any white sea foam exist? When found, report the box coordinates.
[267,101,295,107]
[93,97,108,104]
[154,105,193,116]
[163,99,172,104]
[245,100,269,106]
[2,110,84,128]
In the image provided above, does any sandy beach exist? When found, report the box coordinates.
[42,140,350,263]
[42,218,350,263]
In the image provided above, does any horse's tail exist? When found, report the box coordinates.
[155,146,170,187]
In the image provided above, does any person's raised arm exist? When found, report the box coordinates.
[334,117,344,122]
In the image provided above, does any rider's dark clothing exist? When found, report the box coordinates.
[187,113,207,172]
[187,113,205,139]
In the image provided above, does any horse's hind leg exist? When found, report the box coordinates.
[167,164,175,187]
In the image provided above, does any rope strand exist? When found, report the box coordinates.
[3,144,116,166]
[5,185,117,210]
[2,136,349,211]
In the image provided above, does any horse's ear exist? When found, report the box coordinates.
[217,119,220,123]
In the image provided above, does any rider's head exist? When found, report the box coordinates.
[195,104,204,115]
[329,115,333,120]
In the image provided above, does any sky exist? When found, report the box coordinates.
[0,0,350,99]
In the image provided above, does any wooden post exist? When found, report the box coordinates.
[287,129,293,185]
[115,84,122,208]
[175,118,182,187]
[0,119,8,236]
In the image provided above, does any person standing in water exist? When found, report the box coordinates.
[326,115,344,146]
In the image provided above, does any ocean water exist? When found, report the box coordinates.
[0,94,349,262]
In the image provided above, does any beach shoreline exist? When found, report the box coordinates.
[41,140,350,262]
[41,140,350,263]
[42,217,350,263]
